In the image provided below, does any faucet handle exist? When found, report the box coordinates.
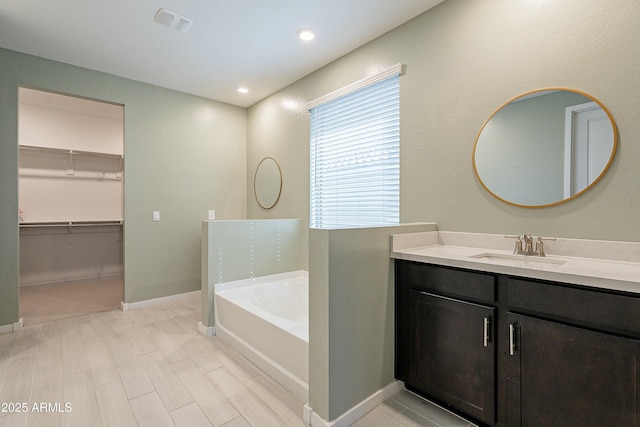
[534,236,556,257]
[504,234,524,254]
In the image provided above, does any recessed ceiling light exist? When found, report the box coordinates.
[297,28,315,41]
[237,87,249,94]
[282,98,299,110]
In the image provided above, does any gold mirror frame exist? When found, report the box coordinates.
[472,87,618,208]
[254,157,282,210]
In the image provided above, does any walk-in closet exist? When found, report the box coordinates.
[18,88,124,325]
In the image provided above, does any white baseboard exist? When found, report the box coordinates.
[121,290,200,311]
[304,380,404,427]
[197,321,216,337]
[0,318,23,335]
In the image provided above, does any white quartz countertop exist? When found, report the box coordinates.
[391,232,640,295]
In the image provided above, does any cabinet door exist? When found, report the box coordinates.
[411,291,495,425]
[508,313,640,427]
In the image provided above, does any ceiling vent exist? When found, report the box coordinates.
[154,8,193,32]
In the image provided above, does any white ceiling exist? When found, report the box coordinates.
[0,0,445,108]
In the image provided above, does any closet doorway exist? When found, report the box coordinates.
[18,88,124,325]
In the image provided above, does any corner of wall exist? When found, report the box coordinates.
[201,221,215,327]
[308,223,434,422]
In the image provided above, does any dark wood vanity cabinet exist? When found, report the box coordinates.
[395,261,497,425]
[395,260,640,427]
[507,278,640,427]
[408,291,496,424]
[507,313,640,427]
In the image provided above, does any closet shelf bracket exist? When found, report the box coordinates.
[117,156,123,178]
[66,150,75,176]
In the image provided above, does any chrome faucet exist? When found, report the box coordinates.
[505,233,556,257]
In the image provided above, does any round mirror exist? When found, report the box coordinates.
[473,88,617,208]
[254,157,282,209]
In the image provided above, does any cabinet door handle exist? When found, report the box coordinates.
[509,323,516,356]
[483,317,490,347]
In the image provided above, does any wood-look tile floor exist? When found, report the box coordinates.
[19,276,124,326]
[2,293,475,427]
[1,295,305,427]
[354,391,477,427]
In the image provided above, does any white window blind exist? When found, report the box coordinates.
[310,72,400,229]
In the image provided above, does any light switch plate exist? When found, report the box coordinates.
[153,211,160,221]
[208,210,216,220]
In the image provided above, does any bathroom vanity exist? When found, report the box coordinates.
[392,232,640,427]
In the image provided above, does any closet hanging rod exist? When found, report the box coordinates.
[19,144,123,160]
[19,220,124,229]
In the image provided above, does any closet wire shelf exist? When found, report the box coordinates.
[19,144,123,160]
[19,144,124,177]
[19,220,124,230]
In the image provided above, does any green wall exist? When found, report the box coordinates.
[247,0,640,243]
[0,48,247,327]
[246,0,640,422]
[3,0,640,419]
[309,223,435,422]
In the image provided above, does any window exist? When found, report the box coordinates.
[309,67,401,229]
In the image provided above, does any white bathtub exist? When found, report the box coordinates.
[214,270,309,402]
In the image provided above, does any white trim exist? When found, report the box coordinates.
[306,63,405,110]
[304,381,404,427]
[303,404,313,425]
[0,318,24,335]
[197,321,216,337]
[121,290,200,311]
[563,101,601,198]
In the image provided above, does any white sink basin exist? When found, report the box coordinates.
[469,252,567,265]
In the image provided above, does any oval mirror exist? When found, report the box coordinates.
[473,88,618,208]
[254,157,282,209]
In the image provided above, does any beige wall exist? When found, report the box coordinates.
[247,0,640,243]
[0,48,247,327]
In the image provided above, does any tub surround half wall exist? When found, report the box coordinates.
[201,220,437,426]
[200,219,306,331]
[307,222,436,426]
